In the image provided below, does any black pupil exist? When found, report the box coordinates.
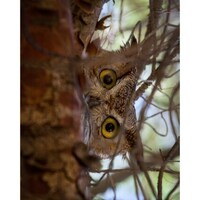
[103,74,113,85]
[105,123,115,132]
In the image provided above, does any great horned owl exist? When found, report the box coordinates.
[82,54,142,158]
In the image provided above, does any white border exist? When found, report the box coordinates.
[0,1,20,199]
[181,1,200,199]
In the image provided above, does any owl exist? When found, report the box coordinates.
[82,52,143,158]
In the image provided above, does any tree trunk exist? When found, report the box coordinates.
[20,0,104,199]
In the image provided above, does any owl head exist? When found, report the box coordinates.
[83,58,141,158]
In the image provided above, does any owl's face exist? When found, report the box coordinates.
[83,61,138,158]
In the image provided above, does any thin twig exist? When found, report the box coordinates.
[157,137,180,200]
[165,179,180,200]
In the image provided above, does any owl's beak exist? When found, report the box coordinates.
[85,94,101,108]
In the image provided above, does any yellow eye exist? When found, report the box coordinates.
[99,69,117,89]
[101,117,119,139]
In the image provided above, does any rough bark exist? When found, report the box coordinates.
[20,0,104,199]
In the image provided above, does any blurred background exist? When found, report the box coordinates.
[90,0,179,199]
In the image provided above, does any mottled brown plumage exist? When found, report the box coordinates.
[83,60,141,158]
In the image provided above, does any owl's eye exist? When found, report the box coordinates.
[99,69,117,89]
[101,117,119,139]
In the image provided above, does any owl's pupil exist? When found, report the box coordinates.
[105,123,115,132]
[103,75,113,85]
